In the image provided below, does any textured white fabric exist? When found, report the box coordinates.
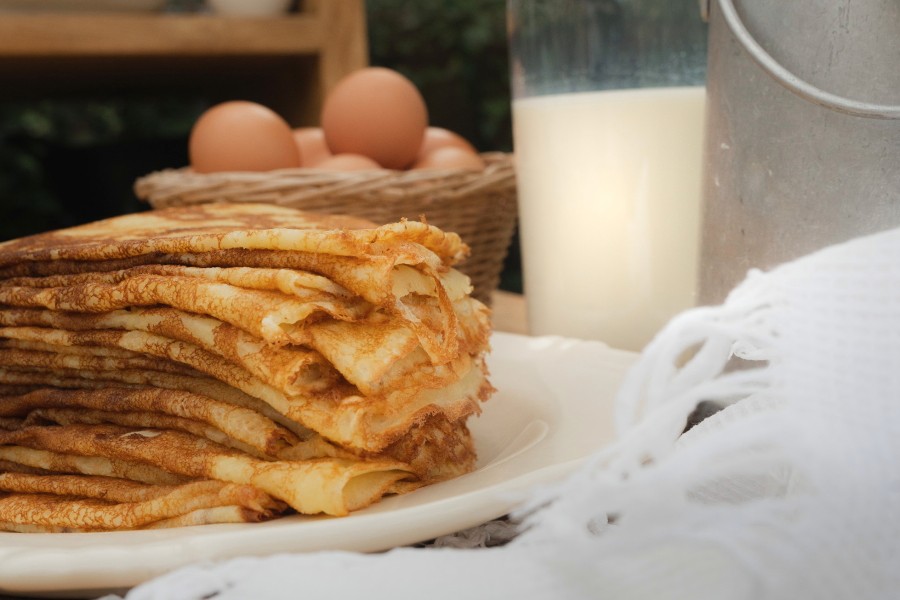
[120,226,900,600]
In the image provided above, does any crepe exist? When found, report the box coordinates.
[0,273,370,348]
[0,387,299,459]
[0,299,489,397]
[0,473,284,531]
[0,418,23,431]
[0,203,469,362]
[0,202,493,530]
[0,326,489,451]
[0,424,413,516]
[1,507,269,533]
[0,445,191,485]
[0,386,475,483]
[0,203,467,266]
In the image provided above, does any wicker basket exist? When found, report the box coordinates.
[134,152,517,305]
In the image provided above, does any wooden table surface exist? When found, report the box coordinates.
[490,290,528,335]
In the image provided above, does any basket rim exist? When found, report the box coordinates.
[134,152,516,205]
[136,151,513,182]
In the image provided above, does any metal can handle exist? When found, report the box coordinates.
[710,0,900,120]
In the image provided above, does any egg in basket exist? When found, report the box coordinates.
[135,67,518,304]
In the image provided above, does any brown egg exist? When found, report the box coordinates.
[292,127,332,167]
[321,67,428,170]
[416,127,477,163]
[316,153,382,171]
[413,146,485,171]
[189,101,300,173]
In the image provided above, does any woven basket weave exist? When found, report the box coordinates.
[134,152,517,304]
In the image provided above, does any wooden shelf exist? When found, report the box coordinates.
[0,0,368,125]
[0,13,324,56]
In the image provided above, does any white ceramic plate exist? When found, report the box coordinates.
[0,332,637,598]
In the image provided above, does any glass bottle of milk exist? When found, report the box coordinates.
[508,0,708,351]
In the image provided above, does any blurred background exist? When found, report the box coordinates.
[0,0,519,286]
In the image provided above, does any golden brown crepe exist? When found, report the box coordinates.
[0,473,284,531]
[0,418,23,431]
[0,326,490,452]
[0,445,192,485]
[0,387,475,483]
[0,424,413,516]
[0,203,468,362]
[0,203,467,266]
[0,507,268,533]
[0,299,489,397]
[0,387,298,459]
[0,203,493,530]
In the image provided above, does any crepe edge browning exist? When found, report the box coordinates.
[0,203,469,270]
[0,424,416,517]
[0,386,480,484]
[0,203,493,529]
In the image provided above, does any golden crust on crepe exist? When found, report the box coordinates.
[0,326,490,453]
[1,506,268,533]
[0,424,413,516]
[0,445,191,485]
[0,459,50,474]
[0,417,23,431]
[0,367,318,438]
[0,387,299,460]
[0,264,462,365]
[0,307,341,395]
[0,346,197,377]
[0,300,487,397]
[24,407,286,460]
[142,506,268,529]
[303,296,490,395]
[0,203,494,530]
[1,264,355,300]
[369,415,476,485]
[0,274,371,347]
[0,473,283,531]
[0,472,281,510]
[0,203,471,365]
[0,203,467,266]
[0,339,146,360]
[0,386,476,484]
[0,249,472,302]
[0,356,489,461]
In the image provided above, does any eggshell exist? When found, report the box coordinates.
[292,127,332,167]
[412,146,485,171]
[321,67,427,170]
[316,153,382,171]
[189,101,300,173]
[415,127,477,162]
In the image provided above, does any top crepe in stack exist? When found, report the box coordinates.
[0,203,493,532]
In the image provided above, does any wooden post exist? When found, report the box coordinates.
[303,0,369,122]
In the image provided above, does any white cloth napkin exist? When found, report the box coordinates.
[119,225,900,600]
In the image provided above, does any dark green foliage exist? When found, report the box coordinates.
[0,97,205,240]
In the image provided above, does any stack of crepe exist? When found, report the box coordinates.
[0,203,493,532]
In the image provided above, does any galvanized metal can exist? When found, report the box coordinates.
[699,0,900,304]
